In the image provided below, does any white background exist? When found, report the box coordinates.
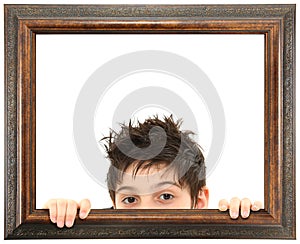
[1,0,298,244]
[36,34,264,209]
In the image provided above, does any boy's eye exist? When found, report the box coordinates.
[122,197,137,204]
[159,193,174,201]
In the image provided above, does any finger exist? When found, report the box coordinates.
[251,201,263,211]
[56,199,67,228]
[46,199,57,223]
[65,200,78,228]
[42,200,51,209]
[240,198,251,218]
[229,197,240,219]
[218,199,229,211]
[79,199,91,219]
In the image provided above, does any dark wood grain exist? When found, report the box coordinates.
[4,4,296,239]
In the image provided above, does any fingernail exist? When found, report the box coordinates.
[57,220,64,228]
[230,211,238,219]
[79,211,86,219]
[242,211,249,218]
[66,220,73,228]
[252,204,258,211]
[51,217,57,223]
[220,205,227,211]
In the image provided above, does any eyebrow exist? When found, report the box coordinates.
[116,186,138,193]
[116,181,181,194]
[153,181,181,190]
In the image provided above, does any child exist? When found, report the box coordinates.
[45,115,262,228]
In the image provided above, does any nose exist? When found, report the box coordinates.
[134,196,158,209]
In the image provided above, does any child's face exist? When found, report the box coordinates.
[113,162,200,209]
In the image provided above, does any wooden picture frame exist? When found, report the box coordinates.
[4,4,296,239]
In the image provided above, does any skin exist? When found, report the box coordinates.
[218,197,263,219]
[44,197,262,228]
[44,164,262,228]
[113,164,209,209]
[44,198,91,228]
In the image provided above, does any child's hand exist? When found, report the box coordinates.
[218,197,262,219]
[43,199,91,228]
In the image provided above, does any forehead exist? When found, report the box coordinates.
[116,161,180,195]
[123,160,178,181]
[125,160,169,175]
